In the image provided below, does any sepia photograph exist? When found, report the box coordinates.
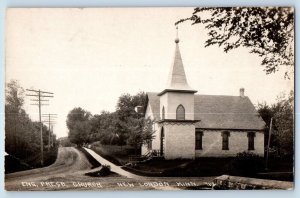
[4,7,294,191]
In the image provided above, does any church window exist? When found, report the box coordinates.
[162,106,165,120]
[247,132,255,150]
[222,131,230,150]
[195,130,203,150]
[176,104,185,120]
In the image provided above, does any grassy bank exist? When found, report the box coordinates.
[130,157,293,181]
[5,146,59,173]
[88,142,293,181]
[90,142,135,166]
[77,147,101,168]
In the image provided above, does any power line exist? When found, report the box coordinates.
[26,94,54,98]
[26,89,53,94]
[42,121,57,124]
[26,89,54,166]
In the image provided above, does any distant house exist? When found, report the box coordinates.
[142,34,266,159]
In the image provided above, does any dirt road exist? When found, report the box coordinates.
[5,147,214,191]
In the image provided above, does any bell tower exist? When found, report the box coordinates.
[157,27,197,159]
[158,27,197,121]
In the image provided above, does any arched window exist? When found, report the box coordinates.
[162,106,165,120]
[176,104,185,120]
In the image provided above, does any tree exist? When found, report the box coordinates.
[5,79,58,170]
[115,92,147,142]
[5,80,24,111]
[5,80,26,156]
[125,117,155,154]
[66,92,148,147]
[116,92,147,120]
[89,111,121,145]
[66,107,92,146]
[257,102,278,150]
[257,91,294,157]
[68,121,91,146]
[272,91,294,157]
[177,7,294,78]
[58,137,75,147]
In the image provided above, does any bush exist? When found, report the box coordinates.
[5,155,31,173]
[85,164,111,177]
[231,152,264,176]
[100,164,111,176]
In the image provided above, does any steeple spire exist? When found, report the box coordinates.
[158,27,197,96]
[175,26,179,43]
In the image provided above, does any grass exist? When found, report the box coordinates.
[133,158,190,171]
[255,157,294,181]
[90,142,135,166]
[5,146,59,173]
[119,157,235,177]
[88,142,293,181]
[162,158,234,177]
[266,157,293,172]
[77,147,101,168]
[87,144,236,177]
[5,155,32,173]
[122,158,191,176]
[126,157,293,181]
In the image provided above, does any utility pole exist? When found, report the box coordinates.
[42,113,57,151]
[51,125,54,146]
[265,117,273,171]
[26,89,54,166]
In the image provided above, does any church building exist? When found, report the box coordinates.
[142,31,266,159]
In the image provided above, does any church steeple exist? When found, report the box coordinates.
[158,27,197,96]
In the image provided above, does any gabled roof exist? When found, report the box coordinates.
[145,92,160,120]
[145,92,266,131]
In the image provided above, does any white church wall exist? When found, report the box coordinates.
[195,130,264,157]
[159,93,168,119]
[151,123,160,150]
[141,123,160,155]
[164,124,195,159]
[166,92,195,120]
[141,144,147,155]
[142,103,160,155]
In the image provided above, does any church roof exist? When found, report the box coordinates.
[158,36,197,96]
[145,92,266,130]
[146,92,160,119]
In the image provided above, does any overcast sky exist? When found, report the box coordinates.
[6,8,294,138]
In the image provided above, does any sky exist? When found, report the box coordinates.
[5,8,294,138]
